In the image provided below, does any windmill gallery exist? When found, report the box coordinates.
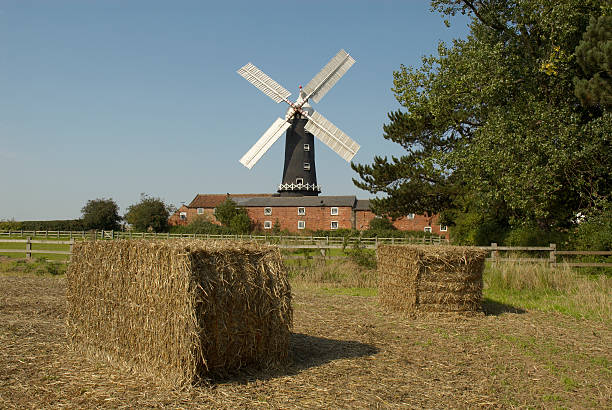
[170,50,446,235]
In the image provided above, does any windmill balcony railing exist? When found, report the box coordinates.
[278,182,321,192]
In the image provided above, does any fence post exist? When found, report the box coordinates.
[45,230,48,239]
[491,243,498,260]
[69,239,74,259]
[26,237,32,259]
[549,243,556,265]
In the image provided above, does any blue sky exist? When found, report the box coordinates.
[0,1,470,220]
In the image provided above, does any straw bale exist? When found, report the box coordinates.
[66,239,292,386]
[377,245,487,313]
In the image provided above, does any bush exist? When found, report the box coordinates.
[368,217,396,231]
[571,204,612,251]
[503,224,568,247]
[0,219,85,231]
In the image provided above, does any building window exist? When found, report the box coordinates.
[407,213,415,219]
[304,143,310,151]
[440,225,448,232]
[298,221,305,230]
[296,178,304,185]
[197,208,204,215]
[264,207,272,216]
[264,221,272,229]
[330,207,339,216]
[330,221,338,230]
[298,207,305,216]
[424,226,432,233]
[304,162,310,171]
[179,212,187,220]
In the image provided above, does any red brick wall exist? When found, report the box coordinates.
[168,207,220,226]
[246,206,354,233]
[355,211,448,235]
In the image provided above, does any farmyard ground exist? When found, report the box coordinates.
[1,275,610,408]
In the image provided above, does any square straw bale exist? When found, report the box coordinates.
[377,245,487,313]
[66,239,292,386]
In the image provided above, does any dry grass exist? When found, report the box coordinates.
[1,273,611,408]
[67,240,292,386]
[485,260,612,321]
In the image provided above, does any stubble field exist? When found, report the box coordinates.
[1,272,610,409]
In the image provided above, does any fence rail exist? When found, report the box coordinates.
[0,232,609,267]
[0,229,446,248]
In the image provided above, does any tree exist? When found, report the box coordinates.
[81,198,121,230]
[352,0,611,244]
[124,194,175,232]
[574,15,612,109]
[368,217,397,231]
[214,197,252,234]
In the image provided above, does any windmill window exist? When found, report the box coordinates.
[304,144,310,151]
[298,207,306,216]
[264,221,272,229]
[179,212,187,220]
[330,207,338,216]
[197,208,204,215]
[424,226,432,233]
[264,207,272,216]
[304,162,310,171]
[440,225,448,232]
[407,213,415,219]
[298,220,305,230]
[296,178,304,185]
[330,221,338,230]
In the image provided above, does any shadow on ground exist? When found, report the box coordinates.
[482,298,526,315]
[209,333,378,384]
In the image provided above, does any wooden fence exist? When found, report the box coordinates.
[0,229,446,248]
[0,233,609,268]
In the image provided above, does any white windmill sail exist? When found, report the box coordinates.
[239,117,291,169]
[237,63,292,104]
[302,49,355,104]
[304,111,360,162]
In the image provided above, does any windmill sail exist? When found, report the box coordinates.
[303,49,355,104]
[304,111,360,162]
[237,63,292,104]
[239,117,291,169]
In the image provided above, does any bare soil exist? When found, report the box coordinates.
[1,275,610,409]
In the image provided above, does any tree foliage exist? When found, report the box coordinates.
[213,197,252,234]
[124,194,174,232]
[574,15,612,109]
[81,198,121,230]
[352,0,611,244]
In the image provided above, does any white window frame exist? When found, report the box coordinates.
[424,226,432,233]
[330,221,339,230]
[197,207,204,215]
[263,221,272,229]
[264,207,272,216]
[179,212,187,220]
[330,207,339,216]
[407,213,415,219]
[440,225,448,232]
[303,143,310,151]
[296,178,304,185]
[304,162,310,171]
[298,220,305,230]
[298,207,306,216]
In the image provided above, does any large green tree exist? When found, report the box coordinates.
[81,198,121,230]
[124,194,175,232]
[214,197,252,234]
[352,0,611,243]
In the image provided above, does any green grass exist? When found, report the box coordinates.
[483,261,611,322]
[0,258,67,276]
[319,287,378,297]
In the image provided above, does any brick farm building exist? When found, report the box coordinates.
[169,194,448,235]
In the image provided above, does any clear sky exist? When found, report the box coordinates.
[0,0,470,221]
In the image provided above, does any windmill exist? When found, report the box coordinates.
[237,49,360,196]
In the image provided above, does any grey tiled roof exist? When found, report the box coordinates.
[355,199,372,211]
[235,195,357,208]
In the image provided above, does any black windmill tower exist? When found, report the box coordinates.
[237,49,360,196]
